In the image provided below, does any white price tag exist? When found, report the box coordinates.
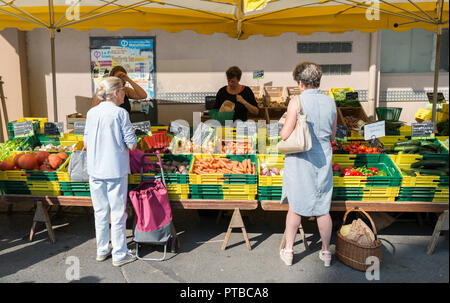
[364,121,385,140]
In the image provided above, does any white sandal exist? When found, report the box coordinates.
[319,250,332,267]
[280,249,293,266]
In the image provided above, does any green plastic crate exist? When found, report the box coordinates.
[8,120,41,140]
[376,107,402,122]
[38,134,61,146]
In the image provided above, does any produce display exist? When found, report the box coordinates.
[332,88,360,107]
[260,163,284,176]
[217,139,255,154]
[0,139,25,161]
[332,164,387,177]
[393,139,445,154]
[33,143,75,153]
[171,138,215,154]
[401,159,449,177]
[0,151,68,171]
[344,142,380,154]
[192,156,255,175]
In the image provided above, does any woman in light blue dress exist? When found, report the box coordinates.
[279,62,337,267]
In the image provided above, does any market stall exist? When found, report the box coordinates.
[0,112,448,253]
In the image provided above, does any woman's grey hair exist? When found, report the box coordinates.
[292,62,322,89]
[95,76,122,101]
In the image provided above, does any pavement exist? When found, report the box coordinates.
[0,201,448,284]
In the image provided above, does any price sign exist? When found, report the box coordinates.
[253,70,264,79]
[73,121,86,137]
[132,121,152,137]
[170,121,190,139]
[236,121,257,138]
[364,121,385,141]
[335,124,348,140]
[426,92,445,104]
[205,96,216,110]
[13,121,34,138]
[345,92,359,100]
[412,122,435,139]
[44,122,64,137]
[192,122,213,146]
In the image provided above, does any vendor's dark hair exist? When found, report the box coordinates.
[226,66,242,81]
[110,65,127,76]
[292,62,322,89]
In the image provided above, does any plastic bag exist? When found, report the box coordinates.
[129,149,156,174]
[68,150,89,182]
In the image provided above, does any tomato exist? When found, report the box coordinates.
[372,147,378,154]
[354,171,363,176]
[358,145,367,153]
[344,171,352,177]
[365,173,374,176]
[332,164,341,172]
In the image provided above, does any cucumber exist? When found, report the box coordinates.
[410,160,449,169]
[394,145,420,152]
[394,140,421,147]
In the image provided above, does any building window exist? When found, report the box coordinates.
[297,42,352,53]
[320,64,352,75]
[381,28,449,73]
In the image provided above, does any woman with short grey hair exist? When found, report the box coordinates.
[279,62,337,267]
[85,76,138,267]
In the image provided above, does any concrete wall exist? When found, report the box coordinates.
[0,28,30,141]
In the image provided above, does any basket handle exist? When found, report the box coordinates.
[342,207,378,237]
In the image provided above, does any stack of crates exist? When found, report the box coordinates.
[257,154,284,201]
[128,154,191,199]
[0,151,71,196]
[332,154,402,201]
[389,154,449,202]
[189,154,257,200]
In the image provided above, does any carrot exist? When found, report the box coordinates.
[242,159,247,171]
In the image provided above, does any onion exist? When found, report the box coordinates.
[261,163,268,170]
[261,168,269,176]
[270,171,276,176]
[270,167,279,175]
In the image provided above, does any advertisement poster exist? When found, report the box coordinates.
[90,37,156,99]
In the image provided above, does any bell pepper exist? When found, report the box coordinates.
[354,171,363,176]
[344,171,353,177]
[377,170,388,176]
[369,167,379,175]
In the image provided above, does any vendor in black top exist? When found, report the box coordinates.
[215,66,259,121]
[91,65,147,113]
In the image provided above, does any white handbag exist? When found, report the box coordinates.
[276,95,312,154]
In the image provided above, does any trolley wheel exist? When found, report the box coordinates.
[169,236,179,253]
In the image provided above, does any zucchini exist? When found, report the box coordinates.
[394,140,421,147]
[420,141,439,150]
[410,160,449,169]
[394,145,420,152]
[411,168,448,176]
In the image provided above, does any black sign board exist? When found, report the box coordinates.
[426,92,446,104]
[13,121,34,138]
[412,122,435,138]
[205,96,216,110]
[192,122,213,146]
[336,124,348,139]
[44,122,64,137]
[73,121,86,137]
[132,121,152,137]
[345,92,359,100]
[170,121,190,139]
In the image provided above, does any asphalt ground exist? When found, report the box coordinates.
[0,201,448,285]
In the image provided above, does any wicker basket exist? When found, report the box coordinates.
[335,207,382,272]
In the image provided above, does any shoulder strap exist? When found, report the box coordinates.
[296,95,303,115]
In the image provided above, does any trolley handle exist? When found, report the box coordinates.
[140,153,166,187]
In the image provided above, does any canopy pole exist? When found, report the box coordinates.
[431,0,444,127]
[50,29,58,122]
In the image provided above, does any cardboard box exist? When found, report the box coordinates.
[66,113,86,130]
